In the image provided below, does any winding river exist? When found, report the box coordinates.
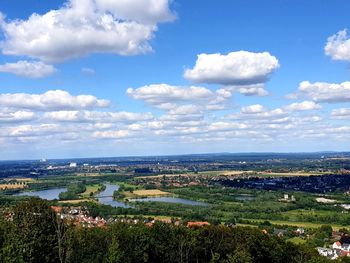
[13,183,208,207]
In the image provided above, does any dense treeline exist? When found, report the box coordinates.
[0,198,346,263]
[59,182,87,200]
[166,186,350,226]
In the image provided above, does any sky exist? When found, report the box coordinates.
[0,0,350,160]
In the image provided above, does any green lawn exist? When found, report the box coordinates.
[243,218,350,230]
[80,184,101,198]
[287,237,306,245]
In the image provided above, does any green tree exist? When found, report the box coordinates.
[5,198,59,263]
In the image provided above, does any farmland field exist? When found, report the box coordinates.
[243,218,350,230]
[132,189,170,196]
[0,183,27,190]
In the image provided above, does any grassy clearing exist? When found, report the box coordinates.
[122,189,171,199]
[282,209,336,218]
[287,237,306,245]
[80,184,101,198]
[244,218,350,230]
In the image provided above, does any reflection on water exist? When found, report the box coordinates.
[97,184,130,208]
[13,183,208,208]
[14,188,67,200]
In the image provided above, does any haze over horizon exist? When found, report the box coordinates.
[0,0,350,159]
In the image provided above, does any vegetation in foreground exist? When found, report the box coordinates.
[0,198,342,263]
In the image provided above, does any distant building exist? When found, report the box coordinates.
[317,247,338,260]
[279,194,296,202]
[273,228,287,237]
[69,162,77,168]
[295,227,305,235]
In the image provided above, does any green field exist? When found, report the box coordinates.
[79,184,101,198]
[243,218,350,231]
[287,237,307,245]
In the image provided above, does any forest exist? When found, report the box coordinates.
[0,198,349,263]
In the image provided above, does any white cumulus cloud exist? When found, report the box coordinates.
[43,110,153,123]
[93,130,131,139]
[331,108,350,119]
[0,111,35,123]
[325,29,350,62]
[241,104,266,114]
[284,101,321,111]
[235,84,269,96]
[299,81,350,103]
[0,0,175,63]
[184,51,279,86]
[127,84,231,111]
[95,0,175,24]
[0,60,56,78]
[0,90,109,111]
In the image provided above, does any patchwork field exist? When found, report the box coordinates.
[132,189,170,196]
[0,183,27,190]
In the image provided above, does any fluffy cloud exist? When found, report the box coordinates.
[227,105,287,122]
[208,122,248,131]
[284,101,322,111]
[127,84,231,111]
[93,130,131,139]
[127,84,213,104]
[8,124,62,137]
[184,51,279,85]
[0,0,174,63]
[0,84,346,154]
[0,111,35,123]
[234,84,269,96]
[0,60,56,78]
[0,90,109,111]
[325,29,350,62]
[43,110,153,123]
[331,108,350,118]
[298,81,350,103]
[241,104,266,114]
[95,0,175,24]
[167,105,201,115]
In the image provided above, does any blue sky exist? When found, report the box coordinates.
[0,0,350,159]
